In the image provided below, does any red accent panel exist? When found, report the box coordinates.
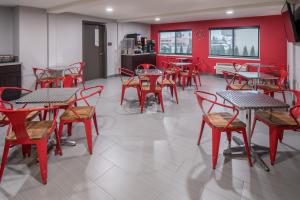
[151,15,287,74]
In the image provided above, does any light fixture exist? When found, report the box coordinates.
[106,7,114,12]
[155,17,161,21]
[226,10,234,15]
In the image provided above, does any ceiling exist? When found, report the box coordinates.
[0,0,286,24]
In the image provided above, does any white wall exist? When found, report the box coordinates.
[0,7,14,55]
[117,22,151,67]
[12,6,150,88]
[48,13,118,76]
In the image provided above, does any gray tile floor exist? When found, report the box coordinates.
[1,75,300,200]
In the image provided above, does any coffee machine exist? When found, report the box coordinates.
[147,40,155,53]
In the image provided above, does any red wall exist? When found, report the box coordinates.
[151,15,287,74]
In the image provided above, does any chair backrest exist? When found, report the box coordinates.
[185,64,195,76]
[290,90,300,121]
[0,107,58,141]
[69,85,104,107]
[32,67,51,79]
[195,91,239,129]
[222,71,236,85]
[65,62,85,75]
[141,74,161,91]
[0,87,32,108]
[137,64,156,70]
[278,70,288,87]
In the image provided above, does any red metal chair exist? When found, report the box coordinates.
[163,62,180,83]
[179,64,199,90]
[42,75,76,120]
[0,87,41,126]
[194,61,202,86]
[158,73,179,104]
[250,89,300,165]
[64,62,85,87]
[140,74,164,113]
[0,106,61,184]
[119,68,141,105]
[33,67,59,89]
[257,70,288,102]
[58,85,104,154]
[195,91,252,169]
[223,71,252,91]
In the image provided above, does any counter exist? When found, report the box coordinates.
[121,53,156,72]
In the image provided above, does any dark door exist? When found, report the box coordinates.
[83,22,106,80]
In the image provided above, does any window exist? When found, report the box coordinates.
[159,30,192,55]
[209,27,259,58]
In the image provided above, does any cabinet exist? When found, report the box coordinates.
[0,63,22,100]
[121,53,156,72]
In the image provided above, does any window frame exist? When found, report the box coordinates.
[159,29,193,55]
[209,26,260,59]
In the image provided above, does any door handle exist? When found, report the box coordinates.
[99,53,104,56]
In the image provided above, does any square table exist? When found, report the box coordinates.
[135,69,163,76]
[16,88,79,104]
[217,90,289,171]
[170,62,192,67]
[234,71,278,90]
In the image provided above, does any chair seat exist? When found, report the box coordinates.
[205,112,246,129]
[0,110,40,125]
[165,69,176,74]
[141,85,162,91]
[122,79,140,86]
[229,83,252,90]
[255,111,298,127]
[158,79,175,86]
[6,121,53,141]
[61,106,95,121]
[180,71,197,76]
[257,84,280,91]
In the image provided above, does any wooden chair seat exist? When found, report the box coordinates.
[205,112,246,129]
[229,83,252,90]
[6,121,53,141]
[61,106,95,121]
[165,69,176,74]
[158,79,175,86]
[257,84,280,91]
[122,79,140,86]
[0,110,40,124]
[255,111,298,127]
[141,85,162,91]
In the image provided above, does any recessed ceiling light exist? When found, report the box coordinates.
[106,7,113,12]
[155,17,161,21]
[226,10,234,15]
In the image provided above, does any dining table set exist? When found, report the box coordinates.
[210,64,291,171]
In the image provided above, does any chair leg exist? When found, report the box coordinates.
[226,131,232,144]
[141,93,145,113]
[158,92,164,113]
[54,127,62,156]
[269,127,280,165]
[43,110,48,121]
[36,140,48,184]
[250,117,258,139]
[0,142,10,182]
[170,86,174,97]
[93,113,99,135]
[136,87,141,105]
[197,119,205,145]
[120,86,125,105]
[212,128,221,169]
[182,77,186,90]
[282,91,286,103]
[193,76,199,90]
[58,121,64,140]
[241,129,253,167]
[67,123,72,136]
[84,120,93,154]
[198,74,201,86]
[173,85,179,104]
